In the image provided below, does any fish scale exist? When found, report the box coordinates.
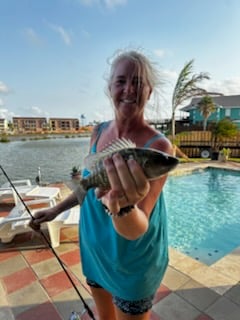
[82,162,109,190]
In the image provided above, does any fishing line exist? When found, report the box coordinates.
[0,165,96,320]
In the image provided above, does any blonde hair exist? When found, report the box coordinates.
[105,49,164,115]
[107,49,162,90]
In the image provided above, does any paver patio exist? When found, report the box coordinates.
[1,161,240,320]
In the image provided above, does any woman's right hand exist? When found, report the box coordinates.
[29,192,79,231]
[29,207,59,231]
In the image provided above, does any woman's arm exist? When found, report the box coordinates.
[100,136,173,240]
[29,192,79,230]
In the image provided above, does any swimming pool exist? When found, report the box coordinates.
[164,167,240,265]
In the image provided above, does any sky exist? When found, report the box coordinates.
[0,0,240,124]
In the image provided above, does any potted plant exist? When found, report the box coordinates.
[210,119,238,160]
[219,148,231,162]
[71,166,81,179]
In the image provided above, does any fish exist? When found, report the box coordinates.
[72,138,179,204]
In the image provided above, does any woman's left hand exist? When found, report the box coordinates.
[98,153,150,214]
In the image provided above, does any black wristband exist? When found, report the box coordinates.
[102,204,135,217]
[118,205,135,217]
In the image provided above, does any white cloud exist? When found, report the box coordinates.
[0,105,49,121]
[31,106,47,115]
[201,77,240,96]
[153,49,166,59]
[22,28,42,45]
[93,111,105,122]
[93,105,113,122]
[28,106,49,117]
[0,81,10,94]
[161,69,178,82]
[0,108,15,120]
[0,108,8,116]
[153,48,173,60]
[49,23,72,46]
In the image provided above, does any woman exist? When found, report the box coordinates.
[31,50,173,320]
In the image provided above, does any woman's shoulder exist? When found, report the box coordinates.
[143,126,173,154]
[92,121,109,135]
[151,135,173,155]
[90,121,112,144]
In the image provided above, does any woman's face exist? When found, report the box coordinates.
[109,58,152,118]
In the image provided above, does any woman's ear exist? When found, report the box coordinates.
[148,88,152,100]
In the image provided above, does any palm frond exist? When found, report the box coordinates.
[172,59,210,111]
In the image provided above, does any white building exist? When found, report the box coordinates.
[0,118,8,133]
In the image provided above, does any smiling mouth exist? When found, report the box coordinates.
[121,99,136,104]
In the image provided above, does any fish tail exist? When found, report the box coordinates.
[68,179,87,205]
[73,184,87,205]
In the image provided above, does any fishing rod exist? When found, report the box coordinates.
[0,165,96,320]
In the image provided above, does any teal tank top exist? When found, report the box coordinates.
[79,123,169,300]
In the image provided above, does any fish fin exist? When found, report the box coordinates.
[84,138,136,170]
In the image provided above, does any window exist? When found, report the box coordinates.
[225,108,231,117]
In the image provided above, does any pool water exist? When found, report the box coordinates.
[164,168,240,265]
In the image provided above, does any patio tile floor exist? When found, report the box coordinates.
[0,161,240,319]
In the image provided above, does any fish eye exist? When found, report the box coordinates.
[143,159,151,168]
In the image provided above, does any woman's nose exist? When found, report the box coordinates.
[124,82,135,93]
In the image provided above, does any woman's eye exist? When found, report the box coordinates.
[115,79,125,85]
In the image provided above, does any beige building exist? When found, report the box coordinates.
[9,117,81,134]
[49,118,79,132]
[12,117,48,134]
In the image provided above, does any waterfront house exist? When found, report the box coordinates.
[181,94,240,129]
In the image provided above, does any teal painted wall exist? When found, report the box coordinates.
[189,107,240,126]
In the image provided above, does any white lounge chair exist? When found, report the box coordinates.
[0,190,56,244]
[0,186,36,202]
[1,179,32,188]
[26,186,62,201]
[0,184,61,204]
[0,188,80,248]
[1,180,36,202]
[46,206,80,248]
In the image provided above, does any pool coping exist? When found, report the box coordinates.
[168,160,240,296]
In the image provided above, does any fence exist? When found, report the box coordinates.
[173,131,240,158]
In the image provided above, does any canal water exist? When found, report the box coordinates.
[0,137,90,185]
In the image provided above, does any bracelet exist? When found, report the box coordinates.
[102,204,135,218]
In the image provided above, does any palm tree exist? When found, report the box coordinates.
[197,95,216,131]
[171,59,210,140]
